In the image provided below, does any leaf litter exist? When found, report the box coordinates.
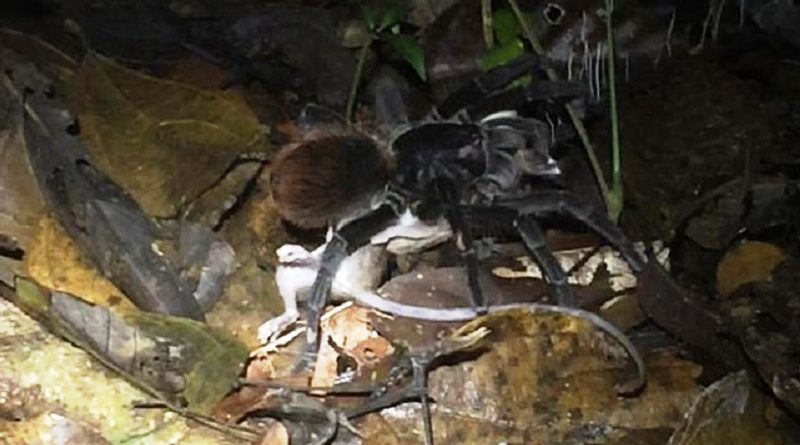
[1,2,800,444]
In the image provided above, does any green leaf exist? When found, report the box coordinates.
[493,8,522,45]
[378,4,408,32]
[361,5,379,30]
[384,33,426,81]
[362,3,407,32]
[479,38,525,71]
[14,277,50,316]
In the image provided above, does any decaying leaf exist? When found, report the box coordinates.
[311,304,395,388]
[667,371,795,445]
[245,303,394,389]
[637,261,727,356]
[24,216,134,312]
[67,53,269,218]
[0,28,79,87]
[357,309,702,444]
[16,66,205,320]
[0,47,47,286]
[204,169,294,349]
[716,240,786,298]
[720,258,800,416]
[13,279,248,415]
[184,162,263,228]
[0,284,243,444]
[420,0,485,102]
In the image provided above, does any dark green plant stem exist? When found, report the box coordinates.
[605,0,623,222]
[482,0,494,48]
[346,40,372,125]
[506,0,613,217]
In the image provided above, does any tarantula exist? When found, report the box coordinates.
[266,54,646,369]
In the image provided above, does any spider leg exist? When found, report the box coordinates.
[501,191,646,273]
[465,79,589,119]
[460,227,487,313]
[449,207,488,313]
[435,177,488,313]
[437,53,543,118]
[295,205,399,372]
[515,215,576,306]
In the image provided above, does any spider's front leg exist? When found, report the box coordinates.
[437,53,542,117]
[451,211,488,313]
[435,177,488,313]
[503,190,646,277]
[515,215,576,306]
[462,205,576,306]
[295,205,399,372]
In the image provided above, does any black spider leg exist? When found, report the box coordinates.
[344,351,438,444]
[466,78,590,120]
[502,191,646,273]
[412,354,435,445]
[462,205,575,306]
[433,170,488,313]
[295,205,400,372]
[436,53,544,118]
[515,215,576,306]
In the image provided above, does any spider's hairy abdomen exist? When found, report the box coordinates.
[271,135,389,228]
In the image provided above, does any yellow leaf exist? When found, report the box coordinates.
[716,241,786,298]
[67,54,270,217]
[24,216,134,311]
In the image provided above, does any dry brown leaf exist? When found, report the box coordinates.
[245,304,394,387]
[599,293,647,332]
[312,304,395,387]
[667,371,793,445]
[359,310,702,445]
[0,292,242,444]
[67,54,269,217]
[716,241,786,298]
[158,56,234,90]
[206,260,282,350]
[24,216,134,311]
[0,108,45,286]
[205,170,294,349]
[0,28,79,86]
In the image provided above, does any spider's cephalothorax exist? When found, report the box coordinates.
[268,55,646,370]
[392,123,484,193]
[390,112,562,214]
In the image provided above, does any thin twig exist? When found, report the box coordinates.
[133,400,260,442]
[238,378,379,395]
[605,0,623,223]
[481,0,494,48]
[346,41,372,125]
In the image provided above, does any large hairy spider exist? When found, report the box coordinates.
[266,54,646,369]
